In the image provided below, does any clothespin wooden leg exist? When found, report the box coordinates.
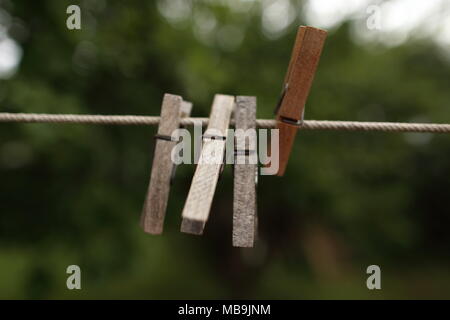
[169,101,193,184]
[275,26,327,176]
[233,96,258,248]
[181,94,235,235]
[140,94,192,235]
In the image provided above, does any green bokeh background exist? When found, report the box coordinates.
[0,0,449,299]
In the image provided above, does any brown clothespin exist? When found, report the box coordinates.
[274,26,327,176]
[233,96,258,247]
[181,94,235,235]
[141,94,192,235]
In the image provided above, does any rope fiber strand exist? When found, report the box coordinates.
[1,112,450,133]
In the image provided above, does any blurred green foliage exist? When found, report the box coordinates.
[0,0,449,299]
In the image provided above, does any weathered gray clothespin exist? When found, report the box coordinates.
[169,100,193,183]
[141,93,192,234]
[233,96,258,247]
[181,94,235,235]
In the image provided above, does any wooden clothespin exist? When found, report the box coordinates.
[181,94,235,235]
[275,26,327,176]
[169,100,193,182]
[233,96,258,247]
[141,93,192,235]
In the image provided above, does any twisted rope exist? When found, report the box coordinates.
[1,112,450,133]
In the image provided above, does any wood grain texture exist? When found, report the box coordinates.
[233,96,257,247]
[181,94,235,235]
[276,26,327,176]
[141,94,187,235]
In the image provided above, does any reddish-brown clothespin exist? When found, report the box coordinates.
[274,26,327,176]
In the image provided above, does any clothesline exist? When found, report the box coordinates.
[1,112,450,133]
